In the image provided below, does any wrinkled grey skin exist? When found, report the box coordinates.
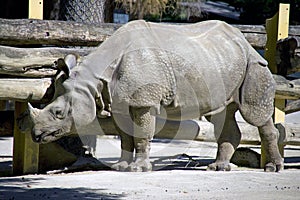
[28,20,283,172]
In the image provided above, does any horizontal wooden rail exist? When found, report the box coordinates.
[0,75,298,103]
[0,45,93,77]
[1,19,299,49]
[0,78,52,102]
[0,19,120,47]
[97,119,300,145]
[273,75,300,100]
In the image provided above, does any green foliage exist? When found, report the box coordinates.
[115,0,170,19]
[116,0,204,21]
[117,0,299,24]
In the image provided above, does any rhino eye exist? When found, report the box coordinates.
[51,108,64,119]
[55,110,64,119]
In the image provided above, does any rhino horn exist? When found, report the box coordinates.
[28,103,40,118]
[57,54,77,77]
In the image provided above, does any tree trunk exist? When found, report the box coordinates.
[59,0,113,23]
[137,0,144,19]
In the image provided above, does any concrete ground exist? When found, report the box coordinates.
[0,136,300,199]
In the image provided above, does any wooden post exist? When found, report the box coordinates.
[13,102,39,175]
[276,4,290,158]
[29,0,43,19]
[12,0,44,175]
[263,3,290,168]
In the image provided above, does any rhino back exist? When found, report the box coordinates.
[108,21,254,117]
[70,20,258,119]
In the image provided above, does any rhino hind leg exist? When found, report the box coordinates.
[258,119,284,172]
[127,107,155,172]
[207,103,241,171]
[240,60,283,171]
[111,114,134,171]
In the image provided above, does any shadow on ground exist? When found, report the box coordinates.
[152,154,213,171]
[284,157,300,169]
[0,177,125,200]
[2,154,300,176]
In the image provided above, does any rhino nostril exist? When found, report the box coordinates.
[32,134,41,143]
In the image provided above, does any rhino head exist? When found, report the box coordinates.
[28,95,73,143]
[27,54,108,143]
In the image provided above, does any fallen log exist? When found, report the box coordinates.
[285,99,300,114]
[61,117,300,146]
[0,75,299,106]
[0,18,120,47]
[0,45,93,77]
[0,78,52,102]
[2,19,299,49]
[273,74,300,99]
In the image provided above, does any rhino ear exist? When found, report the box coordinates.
[57,54,77,77]
[288,37,298,53]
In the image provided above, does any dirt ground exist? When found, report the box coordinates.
[0,136,300,200]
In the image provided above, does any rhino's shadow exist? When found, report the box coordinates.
[151,154,214,171]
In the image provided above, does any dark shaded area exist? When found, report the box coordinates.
[218,0,300,25]
[152,154,214,171]
[0,0,28,19]
[284,156,300,169]
[0,178,125,200]
[0,111,14,137]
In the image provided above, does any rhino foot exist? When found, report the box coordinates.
[207,162,231,171]
[127,159,152,172]
[111,161,129,171]
[264,161,284,172]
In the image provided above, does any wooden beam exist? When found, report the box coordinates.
[274,3,290,124]
[0,45,92,68]
[0,75,299,106]
[0,45,93,77]
[0,78,52,102]
[263,3,290,169]
[277,4,290,40]
[13,102,39,175]
[285,99,300,114]
[0,18,299,48]
[274,4,290,125]
[12,0,44,176]
[274,74,300,100]
[29,0,43,20]
[265,13,279,74]
[0,19,119,47]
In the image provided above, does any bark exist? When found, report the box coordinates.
[98,119,300,145]
[285,99,300,114]
[0,18,120,46]
[0,78,52,102]
[0,45,93,77]
[273,74,300,100]
[2,18,298,49]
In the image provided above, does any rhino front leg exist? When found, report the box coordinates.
[128,107,155,172]
[207,103,241,171]
[258,119,283,172]
[111,114,134,171]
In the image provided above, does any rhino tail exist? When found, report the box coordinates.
[239,54,276,127]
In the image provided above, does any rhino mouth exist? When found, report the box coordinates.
[34,130,63,144]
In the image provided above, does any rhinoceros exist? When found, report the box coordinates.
[27,20,283,172]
